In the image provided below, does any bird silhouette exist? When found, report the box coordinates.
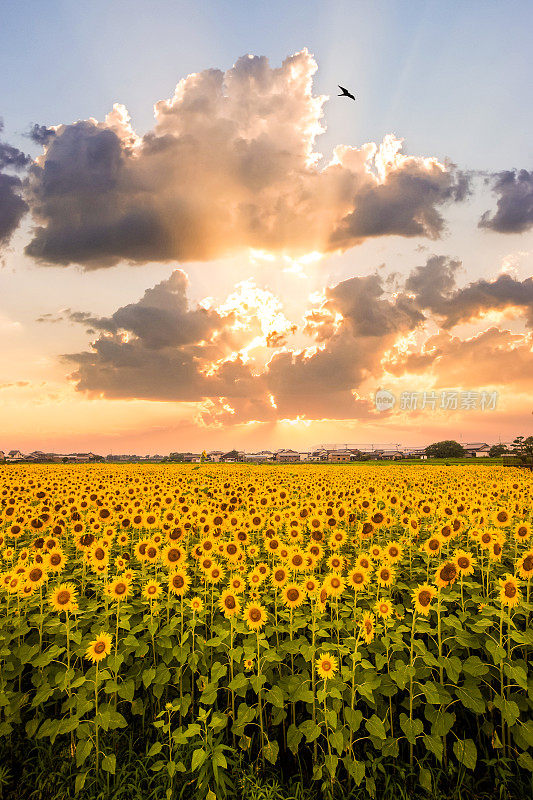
[338,85,356,101]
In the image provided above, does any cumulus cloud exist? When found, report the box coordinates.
[60,266,430,422]
[406,255,533,328]
[24,51,468,269]
[27,123,56,146]
[0,118,30,249]
[386,327,533,390]
[480,170,533,234]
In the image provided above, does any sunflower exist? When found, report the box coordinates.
[288,548,306,572]
[355,553,372,572]
[488,540,503,561]
[243,602,267,631]
[412,583,436,615]
[327,554,344,573]
[434,561,458,588]
[190,596,204,613]
[228,574,246,594]
[107,577,132,601]
[422,537,442,557]
[514,522,531,543]
[167,568,189,596]
[315,652,338,681]
[516,551,533,580]
[143,580,162,601]
[374,598,393,620]
[85,632,113,663]
[90,543,109,568]
[304,576,319,597]
[219,590,241,617]
[324,573,345,598]
[347,567,368,592]
[26,564,47,589]
[384,542,403,562]
[282,583,305,609]
[45,549,66,573]
[493,509,511,528]
[498,574,521,607]
[50,582,78,613]
[207,563,225,584]
[361,612,375,644]
[454,549,475,576]
[272,566,289,588]
[370,545,382,561]
[377,564,395,587]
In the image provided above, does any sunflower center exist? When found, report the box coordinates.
[418,590,431,607]
[224,596,236,609]
[457,557,469,569]
[94,642,106,654]
[249,608,261,622]
[57,590,70,605]
[287,588,299,602]
[504,583,517,598]
[440,563,457,583]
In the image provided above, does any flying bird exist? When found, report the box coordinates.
[338,85,356,101]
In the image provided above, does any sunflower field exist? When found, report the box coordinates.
[0,464,532,800]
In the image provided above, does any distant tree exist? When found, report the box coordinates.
[511,435,533,461]
[201,450,207,463]
[489,443,509,457]
[425,440,465,459]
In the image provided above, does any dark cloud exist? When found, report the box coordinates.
[28,124,56,146]
[479,169,533,233]
[21,52,469,269]
[0,118,31,248]
[406,256,533,328]
[63,267,424,422]
[0,173,28,247]
[331,164,468,245]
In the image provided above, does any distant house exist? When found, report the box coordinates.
[328,449,353,462]
[208,451,224,462]
[308,449,328,462]
[274,449,301,463]
[0,451,5,461]
[7,450,24,461]
[246,451,274,462]
[379,450,404,460]
[463,443,490,458]
[403,448,428,460]
[182,453,202,463]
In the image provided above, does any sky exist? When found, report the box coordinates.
[1,0,532,454]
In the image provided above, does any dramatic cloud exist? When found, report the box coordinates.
[406,255,533,328]
[28,124,56,146]
[61,267,430,422]
[0,118,30,249]
[24,51,468,269]
[386,328,533,390]
[480,170,533,234]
